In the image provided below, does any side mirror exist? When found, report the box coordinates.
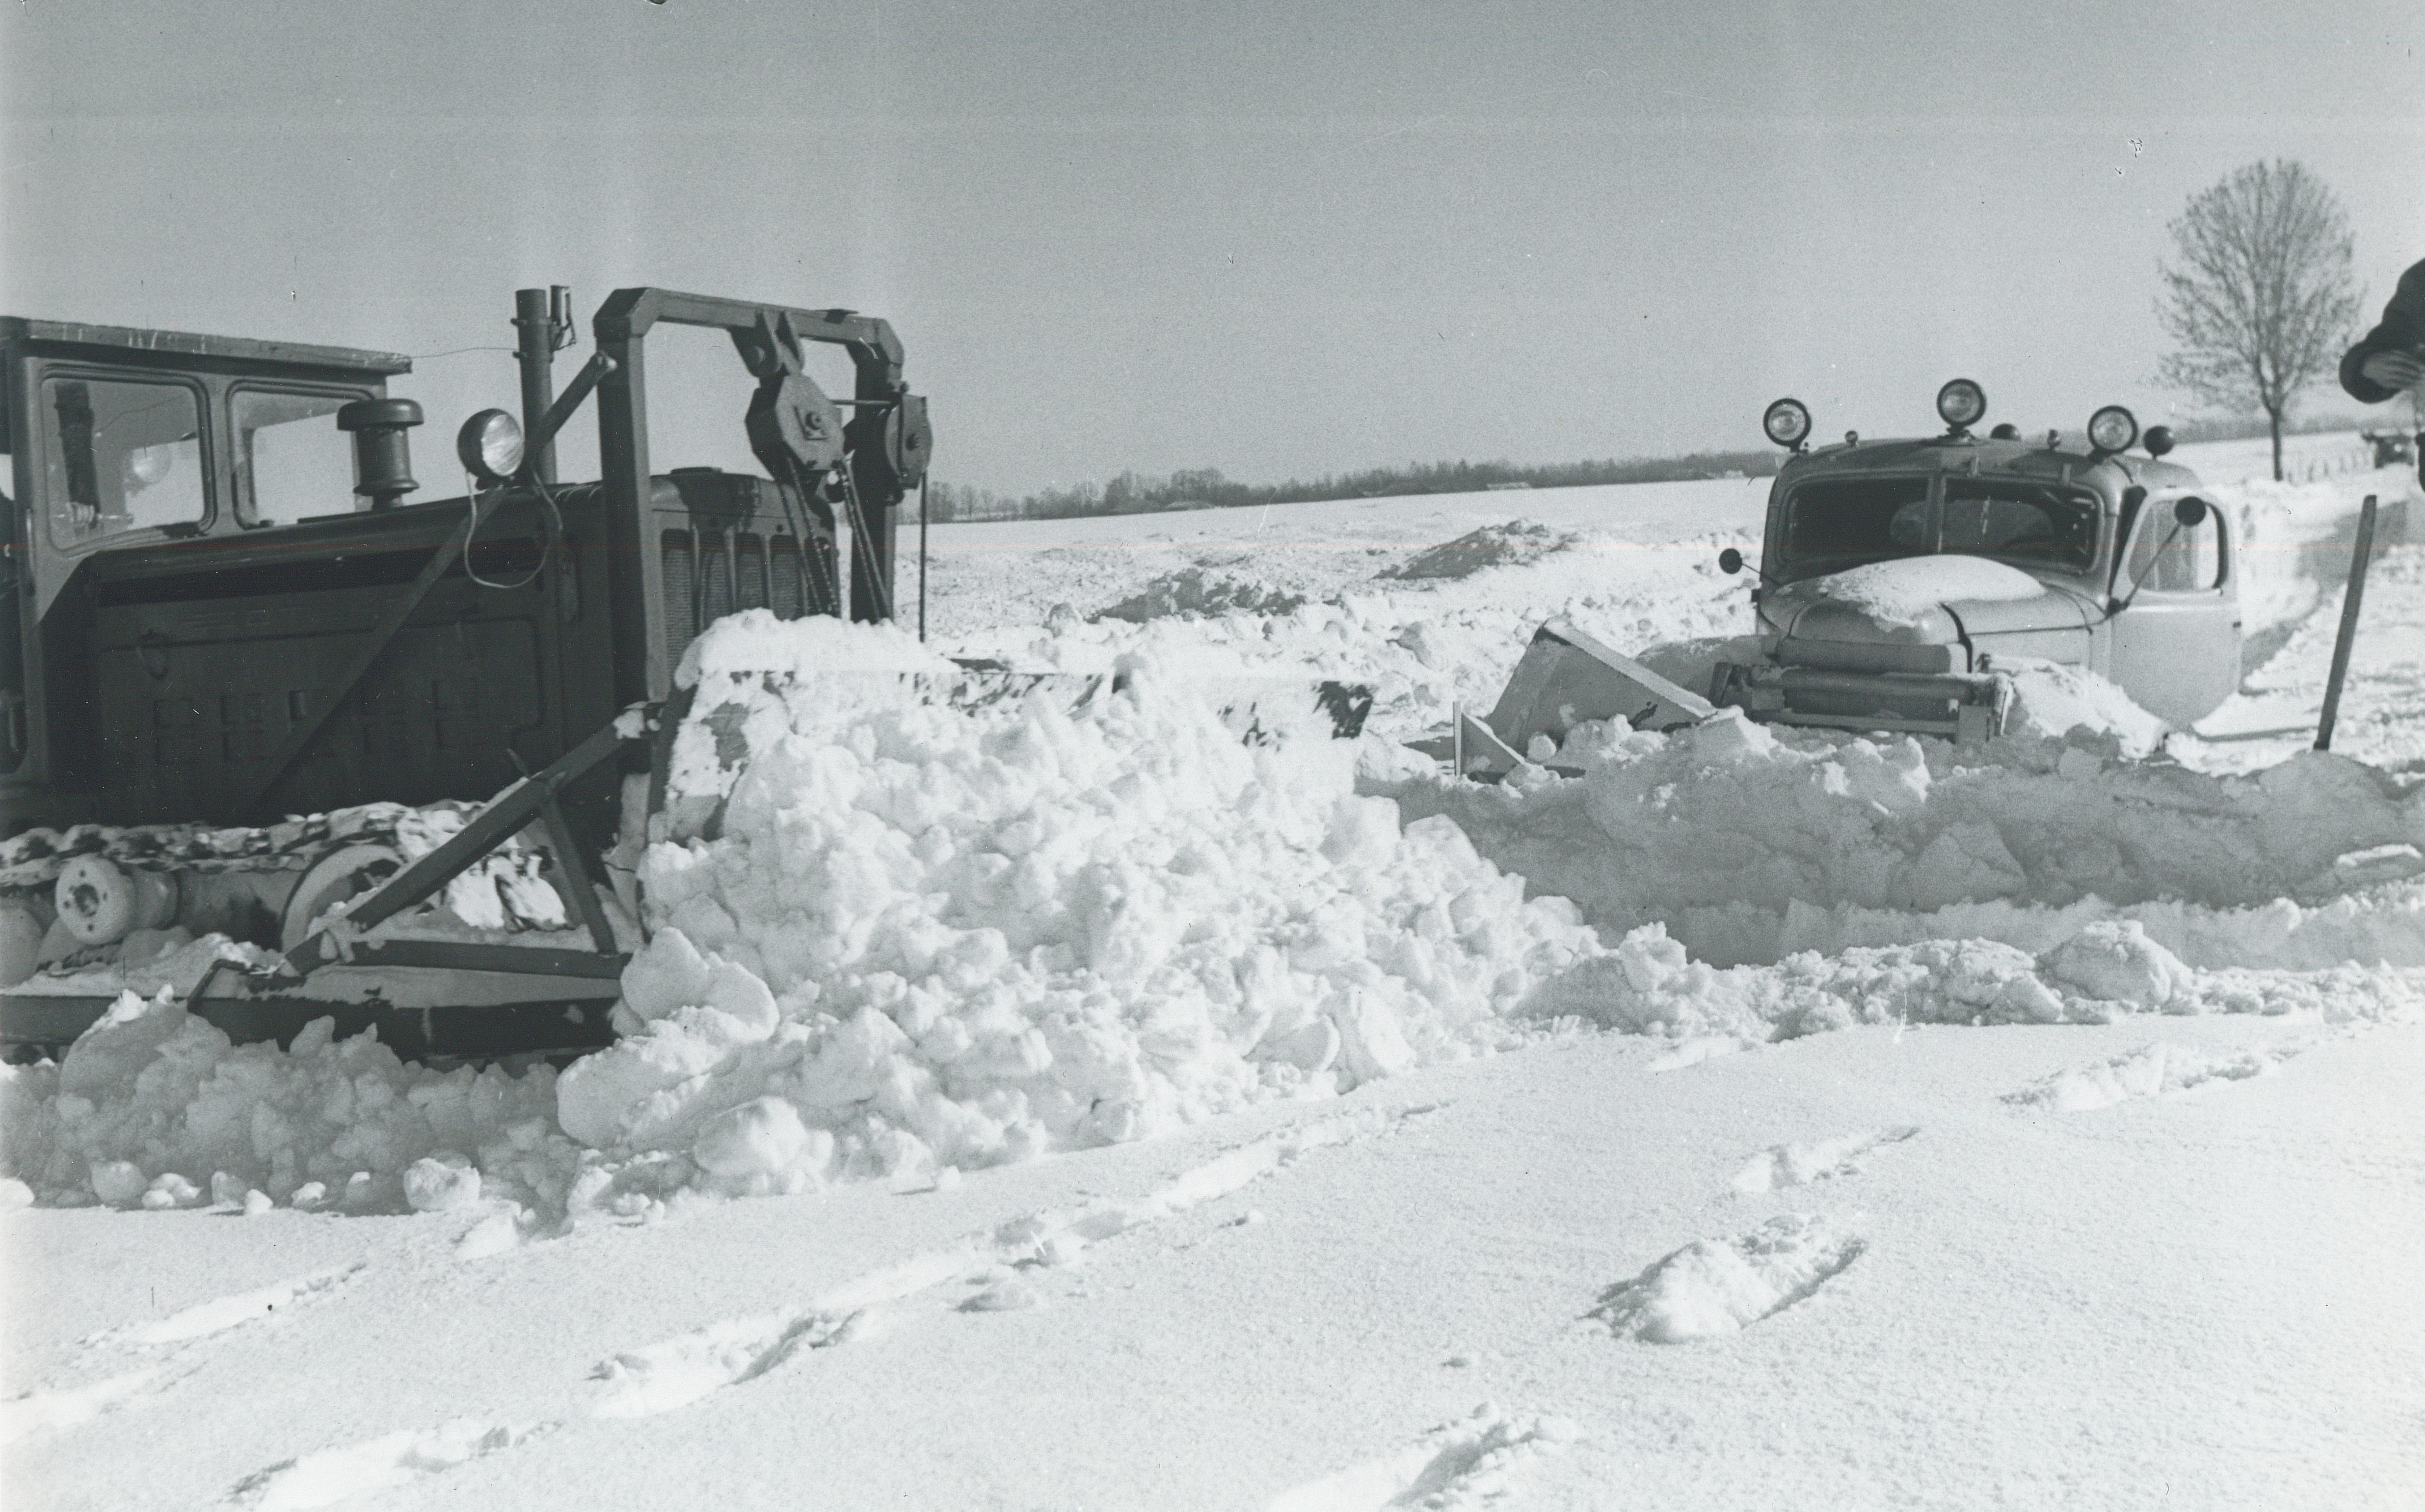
[1718,548,1744,575]
[2174,496,2208,527]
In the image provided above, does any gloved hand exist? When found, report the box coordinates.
[2359,349,2425,393]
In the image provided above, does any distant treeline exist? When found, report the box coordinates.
[921,411,2388,525]
[925,452,1783,524]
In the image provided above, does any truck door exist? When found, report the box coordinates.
[2106,494,2239,726]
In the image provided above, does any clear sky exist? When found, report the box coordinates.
[4,0,2418,495]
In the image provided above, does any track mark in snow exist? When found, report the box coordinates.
[1592,1215,1863,1343]
[226,1421,549,1510]
[1265,1405,1580,1512]
[2002,1041,2298,1113]
[1731,1127,1918,1194]
[590,1104,1433,1418]
[0,1366,177,1445]
[98,1263,368,1348]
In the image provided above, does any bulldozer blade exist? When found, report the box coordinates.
[1482,618,1714,753]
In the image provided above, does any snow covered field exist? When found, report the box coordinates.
[6,432,2422,1511]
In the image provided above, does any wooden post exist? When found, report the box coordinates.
[2314,494,2379,752]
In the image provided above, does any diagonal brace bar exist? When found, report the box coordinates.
[274,703,658,980]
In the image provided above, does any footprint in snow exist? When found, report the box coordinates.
[1263,1405,1579,1512]
[2002,1041,2296,1113]
[1592,1215,1864,1344]
[3,1264,371,1446]
[225,1420,549,1510]
[1731,1126,1918,1194]
[586,1104,1434,1418]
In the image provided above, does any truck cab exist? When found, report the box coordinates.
[1715,384,2237,736]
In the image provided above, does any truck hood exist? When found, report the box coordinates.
[1767,556,2094,674]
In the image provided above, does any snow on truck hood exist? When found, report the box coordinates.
[1775,556,2056,631]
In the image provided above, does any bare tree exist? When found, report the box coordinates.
[2157,160,2361,481]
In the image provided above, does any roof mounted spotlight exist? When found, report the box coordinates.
[1762,397,1812,451]
[2087,404,2139,457]
[2142,424,2175,458]
[455,408,527,485]
[1935,378,1987,435]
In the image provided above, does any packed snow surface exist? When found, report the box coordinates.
[5,431,2420,1511]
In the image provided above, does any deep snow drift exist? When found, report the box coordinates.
[4,432,2420,1512]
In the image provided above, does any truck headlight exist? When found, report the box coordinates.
[2087,405,2138,454]
[1936,378,1987,431]
[1763,398,1812,449]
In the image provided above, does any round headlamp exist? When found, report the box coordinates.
[1935,378,1987,431]
[2087,404,2138,454]
[456,409,526,484]
[1762,397,1812,449]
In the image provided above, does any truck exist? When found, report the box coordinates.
[1,287,931,1058]
[1465,380,2241,767]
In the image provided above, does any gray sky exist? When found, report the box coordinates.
[4,0,2418,495]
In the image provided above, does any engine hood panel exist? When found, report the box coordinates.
[1768,555,2096,674]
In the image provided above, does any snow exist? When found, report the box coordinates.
[1792,553,2047,625]
[4,431,2421,1510]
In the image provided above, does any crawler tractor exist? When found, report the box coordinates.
[0,288,933,1058]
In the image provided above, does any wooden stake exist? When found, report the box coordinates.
[2314,494,2379,751]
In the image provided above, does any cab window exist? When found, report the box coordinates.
[41,376,208,548]
[1942,478,2098,571]
[233,388,364,525]
[2124,496,2223,591]
[1781,477,1931,572]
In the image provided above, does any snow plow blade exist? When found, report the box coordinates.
[1710,662,2010,742]
[1466,618,1715,769]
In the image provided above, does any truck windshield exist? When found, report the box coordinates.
[1941,478,2098,571]
[233,389,363,525]
[42,376,207,548]
[1782,474,2100,577]
[1781,477,1930,573]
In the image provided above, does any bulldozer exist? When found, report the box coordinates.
[1450,380,2242,775]
[0,286,951,1059]
[0,287,1368,1063]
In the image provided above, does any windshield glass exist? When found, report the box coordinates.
[1780,477,1930,574]
[233,389,362,525]
[1942,477,2099,571]
[1781,473,2103,579]
[42,376,207,548]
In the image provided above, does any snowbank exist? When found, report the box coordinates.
[1380,519,1580,581]
[1095,567,1306,623]
[0,990,572,1215]
[559,634,1606,1189]
[1389,708,2425,968]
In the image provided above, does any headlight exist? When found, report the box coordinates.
[1763,397,1812,449]
[455,409,526,484]
[1935,378,1987,431]
[2087,404,2138,454]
